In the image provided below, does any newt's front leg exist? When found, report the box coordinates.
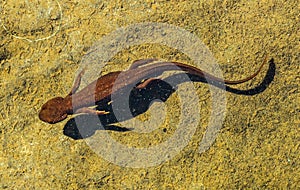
[75,107,109,115]
[67,68,86,96]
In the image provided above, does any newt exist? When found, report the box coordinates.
[39,56,268,124]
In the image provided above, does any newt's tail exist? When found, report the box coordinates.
[224,55,268,85]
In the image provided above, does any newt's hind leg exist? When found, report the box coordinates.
[129,58,158,70]
[136,78,161,89]
[67,68,85,96]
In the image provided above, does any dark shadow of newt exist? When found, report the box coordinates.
[63,58,275,140]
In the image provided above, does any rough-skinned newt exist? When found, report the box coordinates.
[39,57,268,124]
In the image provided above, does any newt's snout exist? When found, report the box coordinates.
[39,97,68,124]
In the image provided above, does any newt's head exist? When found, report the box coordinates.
[39,97,68,124]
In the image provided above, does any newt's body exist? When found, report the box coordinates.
[39,57,268,124]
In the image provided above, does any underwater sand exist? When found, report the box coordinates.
[0,0,299,189]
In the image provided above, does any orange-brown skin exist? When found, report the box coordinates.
[39,57,268,124]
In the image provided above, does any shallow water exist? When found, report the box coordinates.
[0,0,299,189]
